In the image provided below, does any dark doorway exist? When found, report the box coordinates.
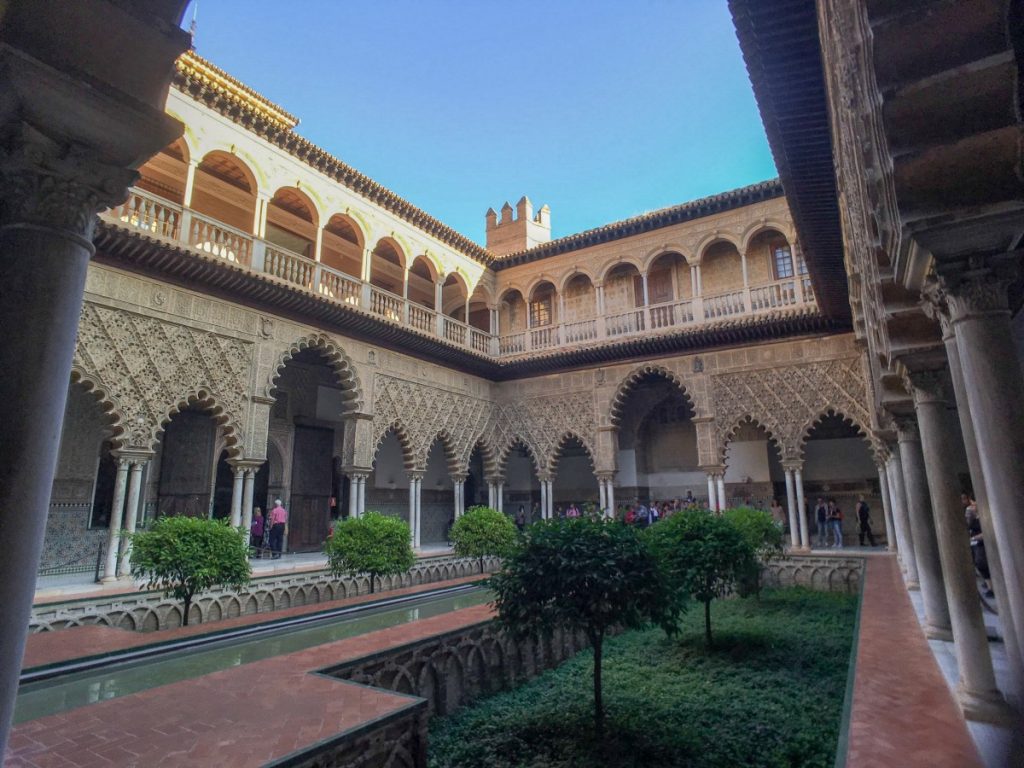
[290,425,333,550]
[211,451,233,519]
[158,409,216,517]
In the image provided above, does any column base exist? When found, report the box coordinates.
[957,685,1016,725]
[100,575,118,584]
[924,624,954,642]
[905,580,920,590]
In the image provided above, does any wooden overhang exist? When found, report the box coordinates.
[728,0,852,325]
[92,222,845,382]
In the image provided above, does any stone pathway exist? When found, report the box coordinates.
[846,554,983,768]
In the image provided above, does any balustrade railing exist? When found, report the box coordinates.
[563,318,597,344]
[500,332,527,355]
[749,280,796,311]
[530,325,557,350]
[265,245,314,289]
[114,189,182,240]
[648,299,694,330]
[408,304,436,335]
[188,212,253,266]
[470,327,490,354]
[443,317,467,345]
[606,308,645,337]
[370,287,404,323]
[318,265,362,305]
[703,289,746,319]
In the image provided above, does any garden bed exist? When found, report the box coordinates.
[429,587,858,768]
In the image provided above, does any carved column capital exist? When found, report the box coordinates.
[0,124,137,248]
[903,369,949,407]
[893,416,920,443]
[940,254,1021,324]
[919,279,954,340]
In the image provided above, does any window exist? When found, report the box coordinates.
[647,268,674,305]
[797,253,809,275]
[530,292,553,327]
[773,245,794,279]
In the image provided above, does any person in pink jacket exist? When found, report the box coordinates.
[268,499,288,559]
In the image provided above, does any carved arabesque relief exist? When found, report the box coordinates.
[711,357,872,461]
[73,302,252,453]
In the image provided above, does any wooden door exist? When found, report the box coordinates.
[289,426,333,551]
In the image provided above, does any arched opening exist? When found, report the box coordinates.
[550,436,597,510]
[615,373,699,505]
[42,382,119,571]
[191,150,258,233]
[498,289,527,353]
[649,252,690,304]
[700,240,743,294]
[269,347,348,551]
[528,281,557,328]
[562,273,597,342]
[466,443,489,508]
[802,413,884,546]
[747,229,803,307]
[136,138,189,204]
[155,406,219,517]
[369,239,405,296]
[408,256,437,309]
[602,262,643,336]
[467,284,490,334]
[442,273,468,323]
[266,187,317,258]
[320,214,363,279]
[368,429,413,527]
[211,450,234,519]
[422,438,456,546]
[722,419,785,514]
[503,441,540,523]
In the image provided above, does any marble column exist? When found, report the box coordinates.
[349,472,360,518]
[241,466,257,534]
[229,464,245,528]
[453,478,465,518]
[409,473,422,548]
[606,479,615,519]
[496,482,504,513]
[598,480,607,514]
[876,464,897,552]
[540,480,548,520]
[945,270,1024,710]
[488,482,496,509]
[706,474,717,512]
[897,418,952,639]
[102,457,130,582]
[357,475,367,517]
[783,468,799,548]
[716,474,727,512]
[118,458,149,578]
[907,370,1008,720]
[794,467,810,550]
[888,452,920,587]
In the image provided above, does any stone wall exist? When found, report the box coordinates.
[762,554,865,594]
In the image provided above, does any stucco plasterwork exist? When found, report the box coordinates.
[74,302,252,454]
[711,357,873,461]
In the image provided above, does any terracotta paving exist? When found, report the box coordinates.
[7,603,495,767]
[846,554,983,768]
[22,575,484,670]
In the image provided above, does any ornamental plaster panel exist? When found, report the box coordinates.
[73,302,253,454]
[710,356,873,461]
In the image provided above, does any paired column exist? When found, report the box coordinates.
[906,370,1008,720]
[453,476,466,518]
[346,470,368,518]
[794,466,809,549]
[117,456,151,578]
[102,457,131,582]
[229,463,245,527]
[409,472,423,548]
[945,267,1024,708]
[716,474,727,513]
[488,482,496,509]
[896,418,952,639]
[887,451,919,587]
[241,464,259,534]
[876,463,897,552]
[496,482,504,513]
[596,473,616,517]
[706,473,717,512]
[783,466,799,548]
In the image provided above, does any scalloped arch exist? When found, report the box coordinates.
[461,436,500,479]
[719,415,783,464]
[546,431,596,477]
[420,430,460,475]
[797,408,876,459]
[68,367,127,448]
[497,437,543,478]
[374,421,417,472]
[609,364,695,427]
[267,334,363,412]
[154,388,243,457]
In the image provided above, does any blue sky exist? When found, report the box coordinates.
[183,1,776,244]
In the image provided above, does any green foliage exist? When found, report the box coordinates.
[128,515,251,626]
[645,509,757,645]
[429,588,858,768]
[450,506,517,572]
[324,511,415,593]
[723,506,785,597]
[490,517,678,735]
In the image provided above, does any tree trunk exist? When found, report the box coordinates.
[182,595,192,627]
[704,599,712,647]
[479,556,484,574]
[591,629,604,739]
[370,574,375,594]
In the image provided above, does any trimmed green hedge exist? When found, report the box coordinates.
[429,587,857,768]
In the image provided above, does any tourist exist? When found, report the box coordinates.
[268,498,288,559]
[625,505,637,525]
[963,493,993,598]
[567,503,580,518]
[856,495,875,546]
[815,498,829,548]
[532,501,540,522]
[770,498,785,529]
[828,499,843,547]
[249,507,265,558]
[515,505,527,531]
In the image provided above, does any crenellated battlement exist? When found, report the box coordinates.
[485,196,552,257]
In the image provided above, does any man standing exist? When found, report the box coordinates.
[268,498,288,559]
[815,498,829,548]
[856,495,875,547]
